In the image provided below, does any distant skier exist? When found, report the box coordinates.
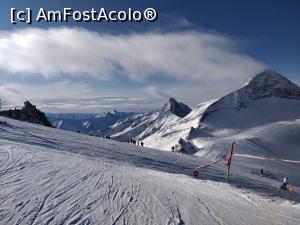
[141,142,144,147]
[260,169,264,176]
[180,147,185,155]
[171,146,175,152]
[281,177,288,189]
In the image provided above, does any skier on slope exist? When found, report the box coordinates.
[281,177,288,189]
[260,169,264,176]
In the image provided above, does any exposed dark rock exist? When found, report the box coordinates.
[0,101,52,127]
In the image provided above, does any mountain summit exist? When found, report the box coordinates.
[243,69,300,100]
[201,70,300,120]
[161,98,192,118]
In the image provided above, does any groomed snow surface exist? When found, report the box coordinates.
[0,116,299,225]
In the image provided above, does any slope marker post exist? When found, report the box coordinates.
[226,141,235,182]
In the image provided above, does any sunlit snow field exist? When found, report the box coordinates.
[0,116,299,225]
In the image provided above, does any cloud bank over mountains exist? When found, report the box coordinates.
[0,27,267,112]
[0,27,265,80]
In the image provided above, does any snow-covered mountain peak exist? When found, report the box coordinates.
[245,69,296,88]
[244,69,284,86]
[161,98,192,118]
[200,69,300,123]
[242,69,300,100]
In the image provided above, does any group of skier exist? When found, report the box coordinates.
[119,139,145,146]
[102,136,144,147]
[129,139,144,147]
[252,169,291,192]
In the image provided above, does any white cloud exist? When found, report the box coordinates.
[0,27,266,81]
[0,27,269,112]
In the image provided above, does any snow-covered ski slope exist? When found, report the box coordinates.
[0,116,299,225]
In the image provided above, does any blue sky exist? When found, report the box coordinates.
[0,0,299,112]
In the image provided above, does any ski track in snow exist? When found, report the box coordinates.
[0,117,300,225]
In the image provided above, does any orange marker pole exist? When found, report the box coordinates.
[288,186,293,201]
[226,141,235,182]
